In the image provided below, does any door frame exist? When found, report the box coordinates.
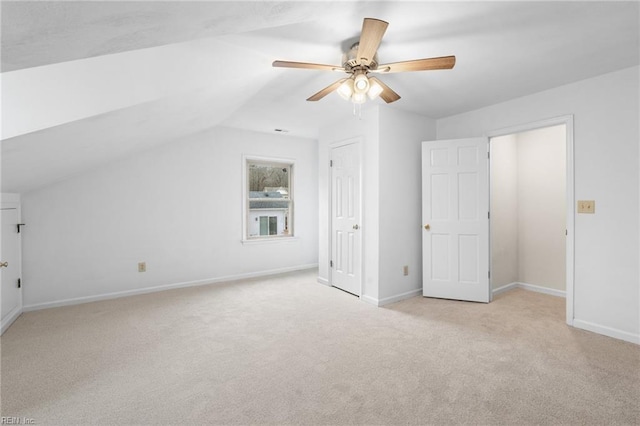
[487,115,575,326]
[1,193,23,334]
[328,137,363,297]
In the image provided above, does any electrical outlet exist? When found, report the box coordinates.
[138,262,146,272]
[403,265,409,276]
[577,200,595,214]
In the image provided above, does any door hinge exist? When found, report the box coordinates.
[17,278,21,288]
[330,260,333,267]
[330,160,333,167]
[488,212,490,219]
[566,229,568,236]
[487,151,490,159]
[488,271,491,279]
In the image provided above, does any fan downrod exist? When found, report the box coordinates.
[342,42,379,72]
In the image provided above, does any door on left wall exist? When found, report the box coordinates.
[1,207,22,333]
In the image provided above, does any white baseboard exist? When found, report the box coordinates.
[1,305,23,335]
[493,282,566,298]
[573,319,640,345]
[361,288,422,307]
[361,295,379,306]
[379,288,423,306]
[518,282,566,298]
[23,263,318,312]
[492,282,519,296]
[317,277,329,286]
[494,284,637,345]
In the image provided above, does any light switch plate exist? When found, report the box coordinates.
[577,200,595,214]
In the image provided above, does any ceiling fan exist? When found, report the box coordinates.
[272,18,456,104]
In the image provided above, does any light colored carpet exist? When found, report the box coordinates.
[1,269,638,425]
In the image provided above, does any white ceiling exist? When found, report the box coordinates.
[1,1,639,193]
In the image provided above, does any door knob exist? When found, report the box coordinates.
[424,224,430,231]
[353,224,360,230]
[0,262,8,268]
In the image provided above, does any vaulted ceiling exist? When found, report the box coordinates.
[2,1,639,193]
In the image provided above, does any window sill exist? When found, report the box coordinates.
[241,236,299,245]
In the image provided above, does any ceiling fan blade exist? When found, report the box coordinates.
[369,76,400,103]
[376,56,456,73]
[307,78,348,101]
[356,18,389,67]
[273,60,343,72]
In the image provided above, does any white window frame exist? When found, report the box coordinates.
[242,155,295,243]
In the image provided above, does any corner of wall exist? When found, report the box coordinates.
[376,108,436,301]
[318,108,381,300]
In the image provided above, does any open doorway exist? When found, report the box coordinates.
[490,123,569,314]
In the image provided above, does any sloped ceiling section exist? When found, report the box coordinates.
[1,1,346,72]
[1,1,639,194]
[1,1,353,193]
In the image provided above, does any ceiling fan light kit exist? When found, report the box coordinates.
[353,72,370,93]
[352,92,367,105]
[337,79,354,100]
[367,80,384,100]
[272,18,456,110]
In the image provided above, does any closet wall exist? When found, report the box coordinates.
[490,125,566,292]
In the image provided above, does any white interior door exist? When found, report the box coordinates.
[330,142,361,296]
[2,207,23,333]
[422,138,490,303]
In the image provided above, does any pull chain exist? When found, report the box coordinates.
[352,102,363,119]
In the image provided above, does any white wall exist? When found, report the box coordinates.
[490,134,519,289]
[318,105,435,304]
[438,66,639,343]
[20,126,318,308]
[378,107,436,301]
[517,125,566,291]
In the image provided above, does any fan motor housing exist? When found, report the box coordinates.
[342,42,378,71]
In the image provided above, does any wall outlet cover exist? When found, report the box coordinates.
[577,200,595,214]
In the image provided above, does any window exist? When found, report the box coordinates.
[245,158,293,240]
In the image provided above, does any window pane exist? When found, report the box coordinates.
[269,216,277,235]
[260,216,268,236]
[249,164,289,195]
